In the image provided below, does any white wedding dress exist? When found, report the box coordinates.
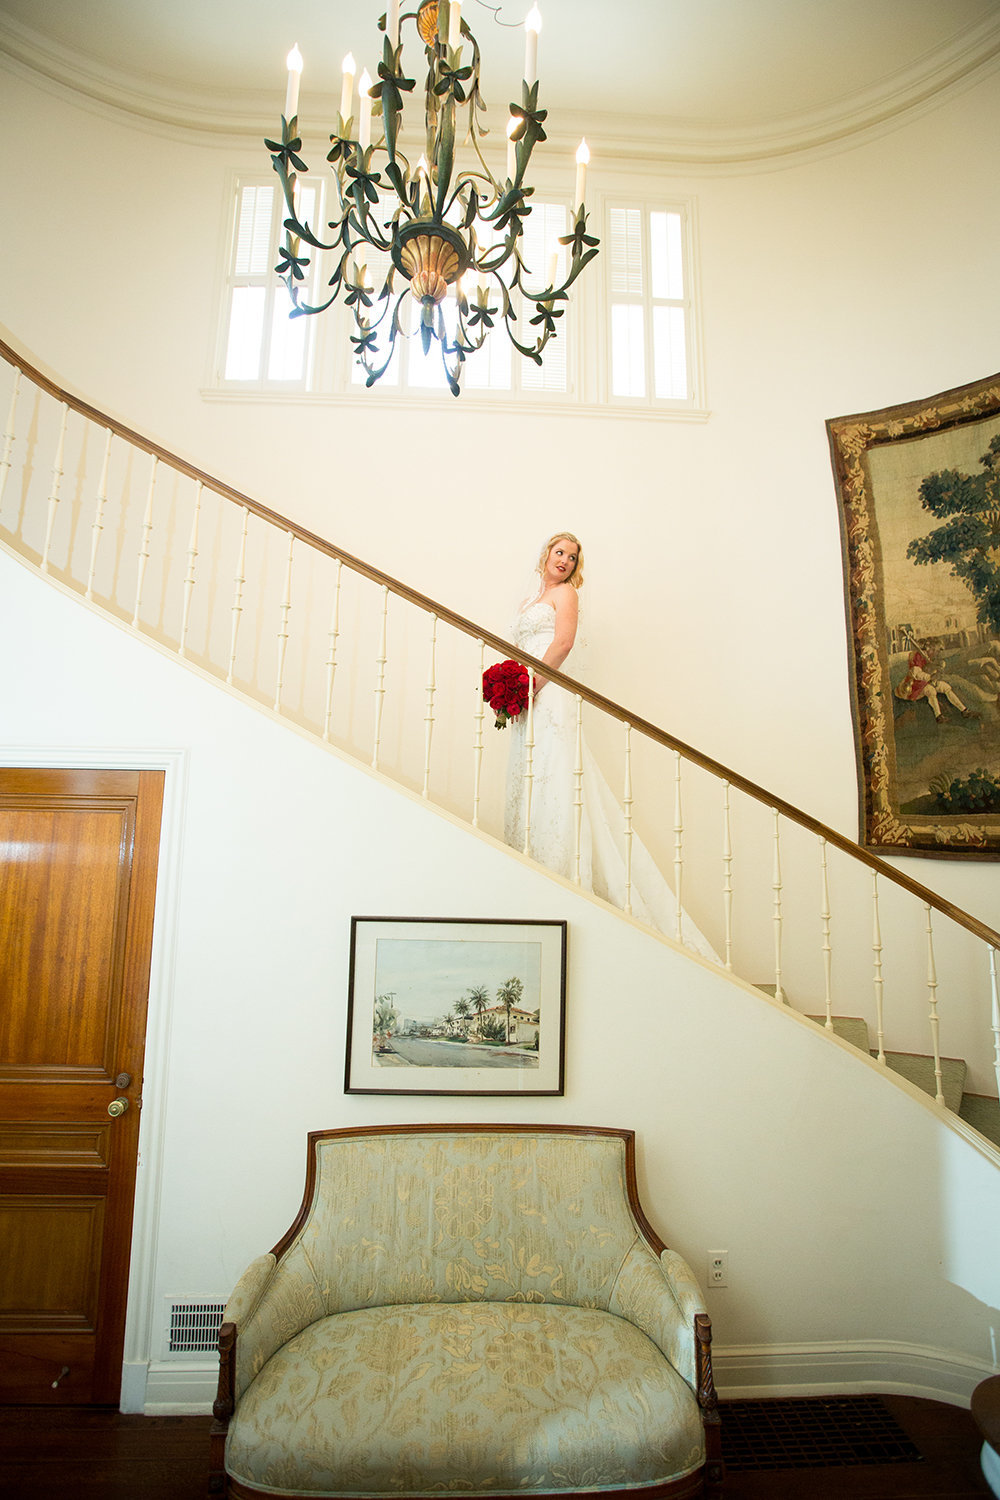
[503,600,719,963]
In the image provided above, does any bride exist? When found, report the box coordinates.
[504,532,718,963]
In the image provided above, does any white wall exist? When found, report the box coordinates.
[3,547,1000,1412]
[1,59,999,929]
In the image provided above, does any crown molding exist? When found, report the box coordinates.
[2,9,999,166]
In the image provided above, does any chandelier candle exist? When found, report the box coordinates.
[266,0,600,395]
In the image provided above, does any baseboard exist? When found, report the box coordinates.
[138,1342,998,1415]
[143,1359,219,1413]
[714,1340,996,1406]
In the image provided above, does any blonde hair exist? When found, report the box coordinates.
[537,532,584,590]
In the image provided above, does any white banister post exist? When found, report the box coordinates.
[772,808,785,1004]
[521,660,535,856]
[673,750,684,945]
[323,559,343,741]
[422,615,437,798]
[472,640,486,828]
[872,871,886,1063]
[819,836,833,1029]
[178,481,202,657]
[41,401,69,573]
[572,695,583,884]
[227,507,250,684]
[131,454,157,626]
[924,904,945,1106]
[991,947,1000,1104]
[0,368,21,512]
[622,724,634,916]
[372,584,389,769]
[86,429,113,601]
[273,531,294,711]
[721,780,734,971]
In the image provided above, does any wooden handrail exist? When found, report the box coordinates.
[3,334,998,950]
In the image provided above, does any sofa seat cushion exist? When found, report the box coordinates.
[225,1301,705,1497]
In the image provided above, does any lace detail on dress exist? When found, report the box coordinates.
[503,602,718,962]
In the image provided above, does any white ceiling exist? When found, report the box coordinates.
[2,0,999,159]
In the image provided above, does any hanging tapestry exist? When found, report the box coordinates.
[829,370,1000,856]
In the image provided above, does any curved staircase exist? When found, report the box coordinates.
[2,332,1000,1158]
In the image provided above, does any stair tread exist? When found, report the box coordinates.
[958,1093,1000,1149]
[879,1051,967,1112]
[805,1014,870,1050]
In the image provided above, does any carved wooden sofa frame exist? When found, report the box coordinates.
[209,1123,723,1499]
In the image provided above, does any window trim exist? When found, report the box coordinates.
[600,194,704,414]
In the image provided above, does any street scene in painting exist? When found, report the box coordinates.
[870,415,1000,827]
[370,937,543,1069]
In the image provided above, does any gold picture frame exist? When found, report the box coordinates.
[829,371,1000,855]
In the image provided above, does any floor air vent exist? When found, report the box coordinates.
[165,1300,226,1356]
[720,1395,923,1470]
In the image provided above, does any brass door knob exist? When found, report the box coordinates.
[108,1097,130,1118]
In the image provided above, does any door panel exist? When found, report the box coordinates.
[0,768,163,1404]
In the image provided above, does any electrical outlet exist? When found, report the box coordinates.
[707,1250,728,1288]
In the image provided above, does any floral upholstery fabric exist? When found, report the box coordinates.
[225,1301,705,1496]
[223,1132,708,1496]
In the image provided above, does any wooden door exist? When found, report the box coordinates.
[0,767,163,1405]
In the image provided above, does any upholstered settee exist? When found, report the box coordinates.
[209,1124,723,1499]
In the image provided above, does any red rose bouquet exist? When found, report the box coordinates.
[482,659,533,729]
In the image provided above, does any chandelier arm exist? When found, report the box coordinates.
[286,284,342,319]
[347,203,393,255]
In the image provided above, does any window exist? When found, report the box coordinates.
[220,178,321,386]
[607,204,694,405]
[213,176,703,415]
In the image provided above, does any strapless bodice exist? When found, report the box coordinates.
[512,601,557,658]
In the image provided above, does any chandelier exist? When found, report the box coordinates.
[267,0,599,396]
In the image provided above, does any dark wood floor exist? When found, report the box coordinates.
[0,1396,991,1499]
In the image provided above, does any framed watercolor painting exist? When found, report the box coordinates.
[829,370,1000,856]
[344,917,568,1096]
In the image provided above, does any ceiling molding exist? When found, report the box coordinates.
[2,9,999,167]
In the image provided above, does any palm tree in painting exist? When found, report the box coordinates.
[454,995,472,1036]
[497,977,524,1044]
[467,984,490,1038]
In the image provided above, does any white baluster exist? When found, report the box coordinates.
[472,640,486,828]
[819,836,833,1028]
[323,560,343,741]
[41,401,69,573]
[273,531,294,711]
[227,507,249,684]
[422,615,437,798]
[131,454,158,626]
[673,751,684,944]
[572,695,583,884]
[372,584,389,769]
[622,725,634,916]
[85,429,113,601]
[772,809,785,1004]
[925,904,945,1106]
[721,780,734,971]
[990,947,1000,1104]
[178,482,202,657]
[522,660,535,856]
[0,368,21,512]
[872,871,886,1063]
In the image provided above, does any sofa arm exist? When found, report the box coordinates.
[608,1241,707,1393]
[223,1253,285,1404]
